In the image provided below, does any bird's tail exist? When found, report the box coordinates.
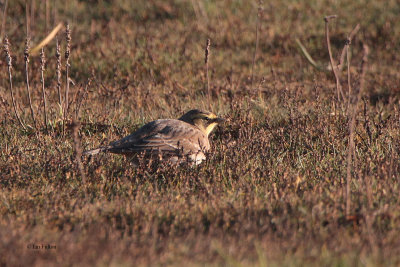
[83,146,109,156]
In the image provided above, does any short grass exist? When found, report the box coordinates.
[1,0,400,266]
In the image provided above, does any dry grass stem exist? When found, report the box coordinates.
[345,44,369,216]
[24,37,36,128]
[251,1,263,96]
[40,47,48,132]
[190,0,208,21]
[324,15,345,102]
[338,24,360,71]
[30,0,35,33]
[324,17,361,104]
[3,36,26,130]
[205,38,210,104]
[75,80,91,119]
[53,0,57,27]
[72,119,86,183]
[295,38,329,72]
[0,0,8,41]
[190,0,201,21]
[296,23,359,75]
[64,23,71,134]
[56,37,63,117]
[30,22,63,55]
[359,45,369,100]
[363,174,378,256]
[346,44,352,111]
[45,0,50,33]
[25,0,30,36]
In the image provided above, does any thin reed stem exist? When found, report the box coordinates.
[0,0,8,41]
[346,44,351,111]
[345,44,369,217]
[72,119,86,183]
[3,37,26,130]
[45,0,50,33]
[53,0,57,27]
[338,24,360,72]
[344,24,360,110]
[56,37,63,115]
[75,79,91,119]
[64,23,71,134]
[40,47,48,132]
[4,36,26,130]
[25,0,30,36]
[205,38,210,105]
[324,15,345,102]
[30,0,35,34]
[24,37,36,128]
[251,1,263,95]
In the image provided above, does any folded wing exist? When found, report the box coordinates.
[107,119,210,157]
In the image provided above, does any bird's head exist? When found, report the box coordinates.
[179,109,224,137]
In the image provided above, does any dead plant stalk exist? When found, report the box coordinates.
[346,44,369,216]
[25,1,30,36]
[0,0,8,41]
[40,47,48,131]
[64,23,71,134]
[344,24,360,109]
[56,38,63,118]
[3,37,26,130]
[324,15,345,102]
[251,2,263,96]
[324,16,360,104]
[72,119,86,183]
[24,37,36,128]
[205,38,210,104]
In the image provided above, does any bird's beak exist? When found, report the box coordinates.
[212,117,225,124]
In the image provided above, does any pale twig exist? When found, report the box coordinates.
[40,47,48,132]
[296,24,360,74]
[24,37,36,128]
[338,24,360,72]
[3,37,26,130]
[324,15,345,102]
[295,38,329,72]
[325,17,361,104]
[30,22,63,55]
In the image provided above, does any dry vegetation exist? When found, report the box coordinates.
[1,0,400,266]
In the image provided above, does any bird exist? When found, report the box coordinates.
[83,109,224,165]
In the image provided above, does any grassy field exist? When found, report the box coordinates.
[1,0,400,266]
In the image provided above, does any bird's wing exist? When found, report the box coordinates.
[107,120,209,156]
